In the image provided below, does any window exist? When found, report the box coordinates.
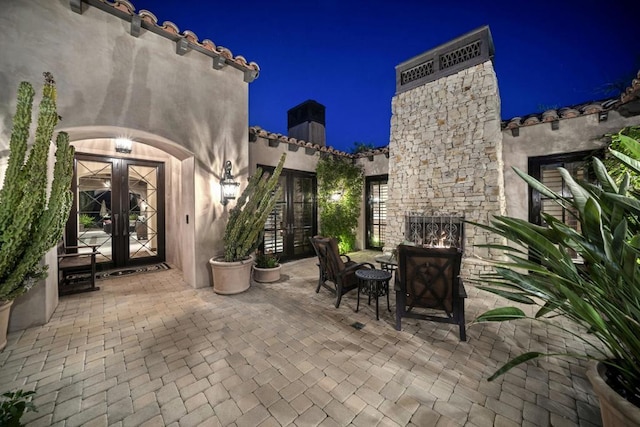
[366,175,388,250]
[529,150,602,260]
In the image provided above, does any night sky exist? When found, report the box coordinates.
[132,0,639,153]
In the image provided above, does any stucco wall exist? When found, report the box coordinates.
[502,111,640,220]
[0,0,251,328]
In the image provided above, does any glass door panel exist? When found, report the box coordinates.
[76,159,114,264]
[366,175,388,250]
[127,164,159,262]
[291,175,315,256]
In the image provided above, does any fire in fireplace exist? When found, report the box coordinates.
[404,213,464,251]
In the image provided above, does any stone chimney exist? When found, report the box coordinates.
[287,100,326,146]
[385,26,506,278]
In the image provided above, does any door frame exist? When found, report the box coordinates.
[68,152,166,269]
[365,174,388,250]
[260,166,317,261]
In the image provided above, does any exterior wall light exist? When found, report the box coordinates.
[115,138,133,154]
[330,192,342,202]
[221,160,240,205]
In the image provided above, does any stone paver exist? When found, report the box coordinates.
[0,253,604,426]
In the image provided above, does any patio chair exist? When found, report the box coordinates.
[395,244,467,341]
[57,239,100,296]
[309,236,374,308]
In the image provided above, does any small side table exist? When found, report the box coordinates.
[374,254,397,274]
[356,269,392,320]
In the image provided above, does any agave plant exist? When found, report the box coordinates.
[471,130,640,406]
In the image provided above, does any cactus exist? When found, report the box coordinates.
[222,153,285,262]
[0,73,74,302]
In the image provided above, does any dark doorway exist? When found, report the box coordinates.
[262,168,317,261]
[366,175,388,250]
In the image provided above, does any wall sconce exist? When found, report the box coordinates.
[330,192,342,202]
[221,160,240,205]
[115,138,133,154]
[598,111,608,122]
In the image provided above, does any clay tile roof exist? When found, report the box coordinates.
[92,0,259,76]
[502,69,640,130]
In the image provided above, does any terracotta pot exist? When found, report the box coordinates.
[587,361,640,427]
[0,300,13,352]
[209,256,254,295]
[253,264,281,283]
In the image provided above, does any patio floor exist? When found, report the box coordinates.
[0,252,603,426]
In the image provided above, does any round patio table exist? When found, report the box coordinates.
[355,269,392,320]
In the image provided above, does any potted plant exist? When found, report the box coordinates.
[0,390,37,426]
[471,129,640,426]
[0,73,74,351]
[209,153,285,294]
[78,213,93,231]
[253,251,281,283]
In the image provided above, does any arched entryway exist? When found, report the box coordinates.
[62,126,195,278]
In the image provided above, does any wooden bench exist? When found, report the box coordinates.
[57,240,100,296]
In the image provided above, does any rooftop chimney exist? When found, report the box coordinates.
[287,100,326,146]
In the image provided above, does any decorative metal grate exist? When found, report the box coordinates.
[395,26,494,94]
[400,60,434,85]
[439,40,482,70]
[404,213,464,251]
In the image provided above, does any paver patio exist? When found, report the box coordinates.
[0,252,603,426]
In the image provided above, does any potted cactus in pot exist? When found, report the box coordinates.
[471,129,640,426]
[0,73,74,351]
[253,251,281,283]
[209,153,285,294]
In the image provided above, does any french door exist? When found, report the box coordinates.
[67,153,165,269]
[263,169,317,261]
[366,175,388,250]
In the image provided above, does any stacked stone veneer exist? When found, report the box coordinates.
[385,61,506,278]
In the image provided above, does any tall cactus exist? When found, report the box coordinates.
[223,153,285,262]
[0,73,74,302]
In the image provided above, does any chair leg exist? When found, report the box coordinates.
[395,291,403,331]
[458,300,466,341]
[315,266,322,293]
[335,292,343,308]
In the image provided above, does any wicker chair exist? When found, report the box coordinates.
[395,244,467,340]
[309,236,374,308]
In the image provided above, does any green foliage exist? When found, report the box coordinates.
[0,390,37,427]
[603,126,640,188]
[350,142,375,154]
[79,214,94,227]
[471,129,640,403]
[254,251,279,268]
[0,73,74,302]
[316,156,363,253]
[223,154,285,262]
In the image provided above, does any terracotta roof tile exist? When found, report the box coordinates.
[502,69,640,130]
[89,0,259,76]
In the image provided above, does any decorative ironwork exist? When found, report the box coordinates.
[404,213,464,251]
[400,60,434,85]
[395,26,494,94]
[439,40,481,70]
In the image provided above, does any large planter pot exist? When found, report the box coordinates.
[209,256,254,295]
[587,361,640,427]
[253,265,281,283]
[0,301,13,352]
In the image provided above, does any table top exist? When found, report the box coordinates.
[374,254,397,266]
[356,269,392,281]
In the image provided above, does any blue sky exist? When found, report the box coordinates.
[133,0,638,153]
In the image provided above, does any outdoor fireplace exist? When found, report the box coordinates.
[404,213,464,251]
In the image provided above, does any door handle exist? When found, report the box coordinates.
[113,213,119,236]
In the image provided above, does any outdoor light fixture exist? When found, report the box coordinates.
[115,138,133,154]
[330,192,342,202]
[598,111,608,122]
[220,160,240,205]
